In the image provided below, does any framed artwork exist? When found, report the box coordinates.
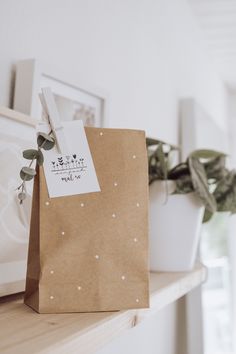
[13,59,108,127]
[0,106,37,296]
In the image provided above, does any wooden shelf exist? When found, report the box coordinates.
[0,264,206,354]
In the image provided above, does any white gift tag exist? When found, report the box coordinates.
[41,120,101,198]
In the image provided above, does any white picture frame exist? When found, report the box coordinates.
[0,106,37,296]
[13,59,108,127]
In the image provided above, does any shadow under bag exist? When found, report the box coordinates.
[24,127,149,313]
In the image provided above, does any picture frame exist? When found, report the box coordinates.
[0,106,37,296]
[13,59,108,127]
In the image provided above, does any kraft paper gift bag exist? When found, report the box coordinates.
[24,127,149,313]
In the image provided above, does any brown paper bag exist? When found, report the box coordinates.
[24,127,149,313]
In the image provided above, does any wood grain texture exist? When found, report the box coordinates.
[0,264,206,354]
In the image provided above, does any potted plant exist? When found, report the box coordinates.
[147,137,236,272]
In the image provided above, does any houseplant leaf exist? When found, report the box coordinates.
[146,137,179,150]
[174,174,194,194]
[146,137,163,146]
[148,151,162,184]
[155,143,167,180]
[188,157,216,213]
[214,170,236,213]
[190,149,227,160]
[168,162,189,180]
[204,156,228,181]
[203,209,213,223]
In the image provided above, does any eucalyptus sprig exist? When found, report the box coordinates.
[17,131,55,204]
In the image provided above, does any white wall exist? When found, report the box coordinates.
[0,0,229,354]
[96,298,187,354]
[0,0,228,141]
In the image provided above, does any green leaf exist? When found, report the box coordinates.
[203,209,213,223]
[18,192,26,201]
[148,148,164,181]
[146,137,162,146]
[155,143,167,180]
[204,156,228,181]
[174,174,194,194]
[146,137,180,183]
[21,166,36,176]
[190,149,227,160]
[23,149,44,166]
[168,162,189,180]
[37,132,55,150]
[23,149,38,160]
[214,170,236,200]
[188,157,216,213]
[213,170,236,213]
[148,160,163,182]
[146,137,179,150]
[20,167,36,181]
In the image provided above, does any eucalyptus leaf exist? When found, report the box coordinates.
[23,149,38,160]
[188,157,216,213]
[37,132,55,150]
[17,131,55,204]
[22,166,36,176]
[20,167,36,181]
[23,148,44,166]
[18,192,26,201]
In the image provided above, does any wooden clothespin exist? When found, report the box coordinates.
[39,87,68,154]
